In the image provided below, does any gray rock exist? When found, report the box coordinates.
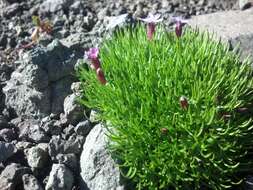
[74,120,92,136]
[89,109,99,123]
[0,128,17,142]
[0,163,31,190]
[63,124,75,138]
[26,146,49,169]
[45,164,74,190]
[63,93,84,125]
[189,8,253,62]
[239,0,253,10]
[56,153,78,171]
[15,141,34,151]
[40,0,73,14]
[41,117,62,136]
[22,174,43,190]
[3,39,79,119]
[0,141,16,162]
[48,134,85,159]
[18,119,50,143]
[80,124,124,190]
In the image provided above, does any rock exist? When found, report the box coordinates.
[40,0,73,14]
[26,146,49,169]
[89,109,99,123]
[3,39,79,119]
[239,0,253,10]
[63,93,84,125]
[0,114,8,129]
[63,124,75,138]
[2,3,22,18]
[244,175,253,189]
[41,116,62,136]
[0,163,31,190]
[0,141,16,162]
[80,124,125,190]
[15,141,34,151]
[18,119,50,143]
[22,174,43,190]
[45,164,74,190]
[56,153,78,171]
[189,8,253,62]
[48,134,85,159]
[74,120,92,136]
[0,128,17,142]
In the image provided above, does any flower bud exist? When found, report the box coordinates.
[180,96,188,110]
[96,68,107,85]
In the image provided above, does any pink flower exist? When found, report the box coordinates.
[139,13,163,40]
[180,96,188,110]
[171,17,188,38]
[85,47,100,70]
[96,68,107,85]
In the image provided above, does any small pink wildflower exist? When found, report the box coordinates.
[139,13,162,40]
[180,96,188,110]
[96,68,107,85]
[85,47,100,70]
[171,17,188,38]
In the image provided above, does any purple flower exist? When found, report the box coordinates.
[85,47,100,70]
[171,17,188,38]
[139,13,163,40]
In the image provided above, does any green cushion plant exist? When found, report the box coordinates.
[77,15,253,190]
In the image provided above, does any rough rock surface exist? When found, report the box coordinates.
[0,163,31,190]
[45,164,74,190]
[3,40,79,119]
[189,8,253,61]
[0,141,16,162]
[22,174,43,190]
[80,123,124,190]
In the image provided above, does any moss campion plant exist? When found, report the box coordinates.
[78,17,253,189]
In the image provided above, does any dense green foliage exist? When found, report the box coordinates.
[77,24,253,189]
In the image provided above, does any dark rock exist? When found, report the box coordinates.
[18,119,50,143]
[0,163,31,190]
[22,174,43,190]
[56,153,78,171]
[63,124,75,138]
[0,141,16,162]
[239,0,253,10]
[0,114,8,129]
[41,116,62,136]
[74,120,92,136]
[2,3,22,18]
[45,164,74,190]
[0,128,17,142]
[48,134,85,159]
[0,33,8,48]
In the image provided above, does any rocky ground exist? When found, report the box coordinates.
[0,0,251,190]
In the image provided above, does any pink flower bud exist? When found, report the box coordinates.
[85,47,101,70]
[180,96,188,110]
[139,13,162,40]
[96,68,107,85]
[171,17,188,38]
